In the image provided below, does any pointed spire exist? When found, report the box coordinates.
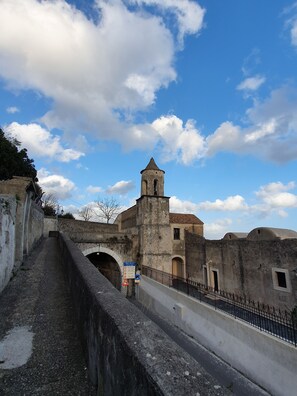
[141,157,164,174]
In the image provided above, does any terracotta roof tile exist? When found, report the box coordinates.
[169,213,203,225]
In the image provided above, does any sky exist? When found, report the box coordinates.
[1,0,297,239]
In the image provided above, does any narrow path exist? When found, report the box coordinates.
[129,298,271,396]
[0,237,95,395]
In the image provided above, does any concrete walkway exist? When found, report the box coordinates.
[0,237,95,395]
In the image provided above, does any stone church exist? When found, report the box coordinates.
[56,157,296,311]
[115,157,204,277]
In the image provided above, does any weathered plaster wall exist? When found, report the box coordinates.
[57,232,226,396]
[43,217,58,236]
[58,218,118,234]
[137,196,172,272]
[0,178,44,293]
[185,232,297,311]
[0,196,16,293]
[138,275,297,396]
[25,201,44,256]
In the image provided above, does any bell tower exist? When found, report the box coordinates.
[137,158,171,273]
[140,157,164,197]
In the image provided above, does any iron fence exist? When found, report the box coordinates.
[141,265,297,346]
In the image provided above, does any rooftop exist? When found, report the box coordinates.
[169,213,204,225]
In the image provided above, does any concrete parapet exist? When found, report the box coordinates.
[138,276,297,396]
[58,232,226,395]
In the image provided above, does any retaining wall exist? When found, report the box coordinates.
[0,177,44,294]
[138,276,297,396]
[0,196,16,293]
[58,232,226,396]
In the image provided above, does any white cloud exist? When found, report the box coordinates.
[237,75,266,91]
[206,86,297,163]
[130,0,205,44]
[284,3,297,47]
[255,181,297,208]
[106,180,135,195]
[206,121,241,157]
[204,218,233,240]
[87,185,102,194]
[198,195,248,212]
[6,106,19,114]
[37,168,75,200]
[4,122,84,162]
[152,115,206,164]
[169,195,198,213]
[0,0,204,151]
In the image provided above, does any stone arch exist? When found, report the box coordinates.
[82,246,123,276]
[172,256,184,278]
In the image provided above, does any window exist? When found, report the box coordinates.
[276,272,287,288]
[272,268,291,293]
[173,228,180,240]
[154,179,158,195]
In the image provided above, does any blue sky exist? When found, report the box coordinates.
[1,0,297,238]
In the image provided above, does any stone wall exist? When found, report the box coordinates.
[0,196,16,293]
[43,217,58,236]
[58,218,118,234]
[57,232,225,396]
[0,177,44,293]
[185,232,297,311]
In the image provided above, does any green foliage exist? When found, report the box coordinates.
[0,128,37,180]
[59,212,75,219]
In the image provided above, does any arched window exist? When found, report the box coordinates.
[154,179,158,195]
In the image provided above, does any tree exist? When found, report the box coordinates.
[59,212,75,219]
[94,197,120,223]
[78,204,94,221]
[42,193,58,217]
[0,128,37,180]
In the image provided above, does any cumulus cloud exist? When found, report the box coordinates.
[0,0,204,151]
[169,195,198,213]
[255,181,297,209]
[106,180,135,195]
[152,115,206,164]
[37,168,75,200]
[198,195,248,212]
[6,106,19,114]
[237,75,266,91]
[4,122,84,162]
[130,0,205,44]
[206,86,297,163]
[204,218,233,240]
[87,185,102,194]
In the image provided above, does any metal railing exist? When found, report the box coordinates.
[142,265,297,346]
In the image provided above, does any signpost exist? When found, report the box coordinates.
[123,262,136,287]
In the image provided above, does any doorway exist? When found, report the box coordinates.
[212,270,219,292]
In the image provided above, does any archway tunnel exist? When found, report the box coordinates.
[87,252,121,291]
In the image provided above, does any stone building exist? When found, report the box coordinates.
[115,158,204,277]
[185,227,297,311]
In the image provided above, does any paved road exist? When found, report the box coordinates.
[0,237,95,395]
[129,298,271,396]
